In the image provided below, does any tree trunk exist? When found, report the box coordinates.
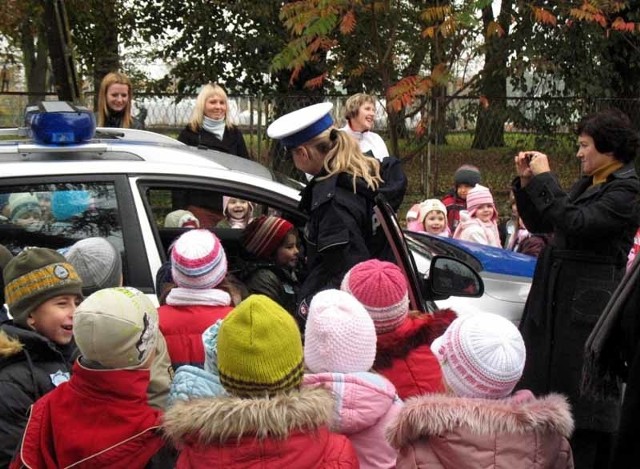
[90,0,120,107]
[21,20,48,104]
[471,3,510,150]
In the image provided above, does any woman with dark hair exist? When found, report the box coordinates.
[512,108,640,469]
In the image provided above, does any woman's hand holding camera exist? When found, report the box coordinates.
[515,151,550,186]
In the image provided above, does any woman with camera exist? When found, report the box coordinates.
[512,108,640,469]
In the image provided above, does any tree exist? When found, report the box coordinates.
[0,0,49,100]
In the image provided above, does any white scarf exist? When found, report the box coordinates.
[166,287,231,306]
[202,116,225,140]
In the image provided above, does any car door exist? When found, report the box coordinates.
[374,194,483,312]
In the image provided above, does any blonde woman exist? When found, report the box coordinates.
[96,72,143,129]
[178,83,249,158]
[341,93,389,161]
[268,102,404,329]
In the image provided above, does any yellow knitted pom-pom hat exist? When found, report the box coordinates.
[217,294,303,397]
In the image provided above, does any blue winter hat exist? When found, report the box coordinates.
[52,190,90,221]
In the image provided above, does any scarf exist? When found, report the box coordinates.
[166,287,231,306]
[202,116,225,140]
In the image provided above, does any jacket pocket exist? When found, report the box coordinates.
[570,278,617,326]
[317,227,349,253]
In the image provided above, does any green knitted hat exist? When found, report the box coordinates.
[217,294,303,397]
[4,247,83,327]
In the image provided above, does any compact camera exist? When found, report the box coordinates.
[524,152,535,165]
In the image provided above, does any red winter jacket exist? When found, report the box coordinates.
[158,303,233,370]
[11,361,165,469]
[374,310,457,400]
[163,387,359,469]
[441,192,466,233]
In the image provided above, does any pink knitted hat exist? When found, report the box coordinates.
[171,229,227,289]
[465,184,498,221]
[340,259,409,334]
[431,312,526,399]
[243,215,294,259]
[304,289,377,373]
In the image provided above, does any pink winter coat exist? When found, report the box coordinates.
[304,372,402,469]
[386,391,575,469]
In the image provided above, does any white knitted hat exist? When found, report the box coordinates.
[304,289,377,374]
[431,312,525,399]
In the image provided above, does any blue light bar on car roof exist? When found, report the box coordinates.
[26,101,96,145]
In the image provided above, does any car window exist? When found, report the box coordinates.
[0,182,123,257]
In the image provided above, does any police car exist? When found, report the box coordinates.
[0,102,532,321]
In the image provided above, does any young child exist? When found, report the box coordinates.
[164,209,200,229]
[341,259,456,400]
[215,196,254,229]
[387,313,575,468]
[452,184,501,247]
[8,192,43,230]
[303,289,402,468]
[441,164,481,232]
[65,236,173,410]
[162,294,359,467]
[0,248,83,467]
[11,287,170,468]
[158,229,234,370]
[406,199,449,236]
[242,215,300,315]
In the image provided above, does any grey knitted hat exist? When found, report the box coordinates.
[454,164,482,187]
[65,237,122,296]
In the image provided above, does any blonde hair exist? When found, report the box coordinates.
[96,72,134,128]
[306,128,382,191]
[188,83,235,132]
[344,93,376,122]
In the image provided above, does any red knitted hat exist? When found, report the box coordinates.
[340,259,409,334]
[243,215,294,259]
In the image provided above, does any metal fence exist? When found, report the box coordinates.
[2,91,639,201]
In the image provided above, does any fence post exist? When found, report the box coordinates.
[257,92,262,159]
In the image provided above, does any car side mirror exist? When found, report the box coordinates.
[423,255,484,300]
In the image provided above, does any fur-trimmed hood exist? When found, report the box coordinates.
[0,329,23,358]
[387,391,574,449]
[375,309,456,368]
[163,386,335,445]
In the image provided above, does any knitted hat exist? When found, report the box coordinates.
[65,237,122,296]
[74,287,159,369]
[4,247,83,327]
[431,312,526,399]
[9,192,41,221]
[304,289,376,373]
[217,294,304,397]
[406,199,447,228]
[171,229,227,289]
[340,259,409,334]
[164,209,200,229]
[244,215,294,259]
[454,164,481,187]
[466,184,498,220]
[52,190,90,221]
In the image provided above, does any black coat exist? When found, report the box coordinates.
[243,263,299,316]
[0,323,75,467]
[177,125,249,159]
[295,172,392,326]
[514,164,639,432]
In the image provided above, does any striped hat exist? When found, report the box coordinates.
[341,259,409,334]
[466,184,498,221]
[171,229,227,289]
[243,215,294,259]
[217,294,304,397]
[431,312,526,399]
[4,247,83,328]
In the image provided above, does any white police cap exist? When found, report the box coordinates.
[267,102,334,148]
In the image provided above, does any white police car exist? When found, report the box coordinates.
[0,102,531,321]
